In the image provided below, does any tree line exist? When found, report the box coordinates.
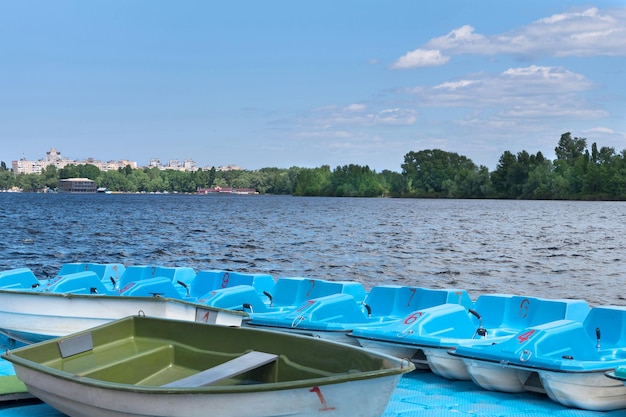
[399,132,626,199]
[1,133,625,199]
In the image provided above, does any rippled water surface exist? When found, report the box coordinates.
[1,193,625,306]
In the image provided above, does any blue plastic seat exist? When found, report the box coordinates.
[199,285,269,312]
[266,278,367,309]
[584,306,626,348]
[118,266,195,295]
[0,268,40,290]
[58,263,126,291]
[190,270,275,299]
[119,276,181,299]
[57,263,89,276]
[118,266,158,290]
[365,286,473,318]
[46,271,109,295]
[472,294,590,331]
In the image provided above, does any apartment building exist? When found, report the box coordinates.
[11,148,138,175]
[11,148,235,174]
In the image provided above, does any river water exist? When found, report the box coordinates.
[1,193,624,306]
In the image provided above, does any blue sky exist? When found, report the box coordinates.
[1,1,625,172]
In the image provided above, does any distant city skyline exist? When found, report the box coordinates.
[10,148,242,175]
[2,1,625,172]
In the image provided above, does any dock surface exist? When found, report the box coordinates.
[2,356,625,416]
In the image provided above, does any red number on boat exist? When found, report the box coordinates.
[403,311,422,325]
[406,288,416,307]
[309,386,335,411]
[221,272,230,288]
[517,329,536,343]
[296,300,315,312]
[306,280,316,297]
[519,298,530,318]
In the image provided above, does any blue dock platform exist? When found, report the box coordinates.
[2,355,625,417]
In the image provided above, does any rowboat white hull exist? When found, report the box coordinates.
[539,370,626,411]
[15,361,402,417]
[0,290,242,344]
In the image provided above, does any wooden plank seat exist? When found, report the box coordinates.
[163,351,278,387]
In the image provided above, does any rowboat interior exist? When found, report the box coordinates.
[5,316,403,390]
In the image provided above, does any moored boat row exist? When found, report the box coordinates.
[3,262,626,411]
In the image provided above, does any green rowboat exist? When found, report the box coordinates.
[2,315,413,417]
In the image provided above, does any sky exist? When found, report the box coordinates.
[1,1,625,172]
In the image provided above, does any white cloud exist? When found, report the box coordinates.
[409,65,606,120]
[537,7,606,25]
[427,25,487,51]
[390,49,450,69]
[374,108,417,125]
[433,80,480,90]
[296,130,354,140]
[299,103,416,129]
[583,127,626,141]
[394,6,626,67]
[584,127,615,134]
[345,104,366,112]
[500,65,593,92]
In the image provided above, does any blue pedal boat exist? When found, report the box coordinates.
[198,276,368,313]
[5,263,274,301]
[246,286,473,347]
[449,305,626,411]
[349,294,589,377]
[0,264,246,344]
[0,264,382,345]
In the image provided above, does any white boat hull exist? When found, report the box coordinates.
[0,290,242,344]
[463,357,626,411]
[463,359,527,393]
[16,365,401,417]
[540,370,626,411]
[424,348,471,380]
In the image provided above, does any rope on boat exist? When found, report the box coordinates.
[291,315,305,328]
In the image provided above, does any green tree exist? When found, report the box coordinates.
[402,149,478,197]
[330,164,383,197]
[80,164,101,180]
[15,173,43,192]
[209,167,217,187]
[0,168,15,190]
[584,144,617,197]
[491,150,546,199]
[446,166,493,198]
[99,170,129,192]
[128,169,151,192]
[41,165,59,189]
[610,150,626,198]
[58,165,79,179]
[523,159,554,199]
[293,166,332,196]
[379,170,408,197]
[555,132,587,165]
[255,168,293,194]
